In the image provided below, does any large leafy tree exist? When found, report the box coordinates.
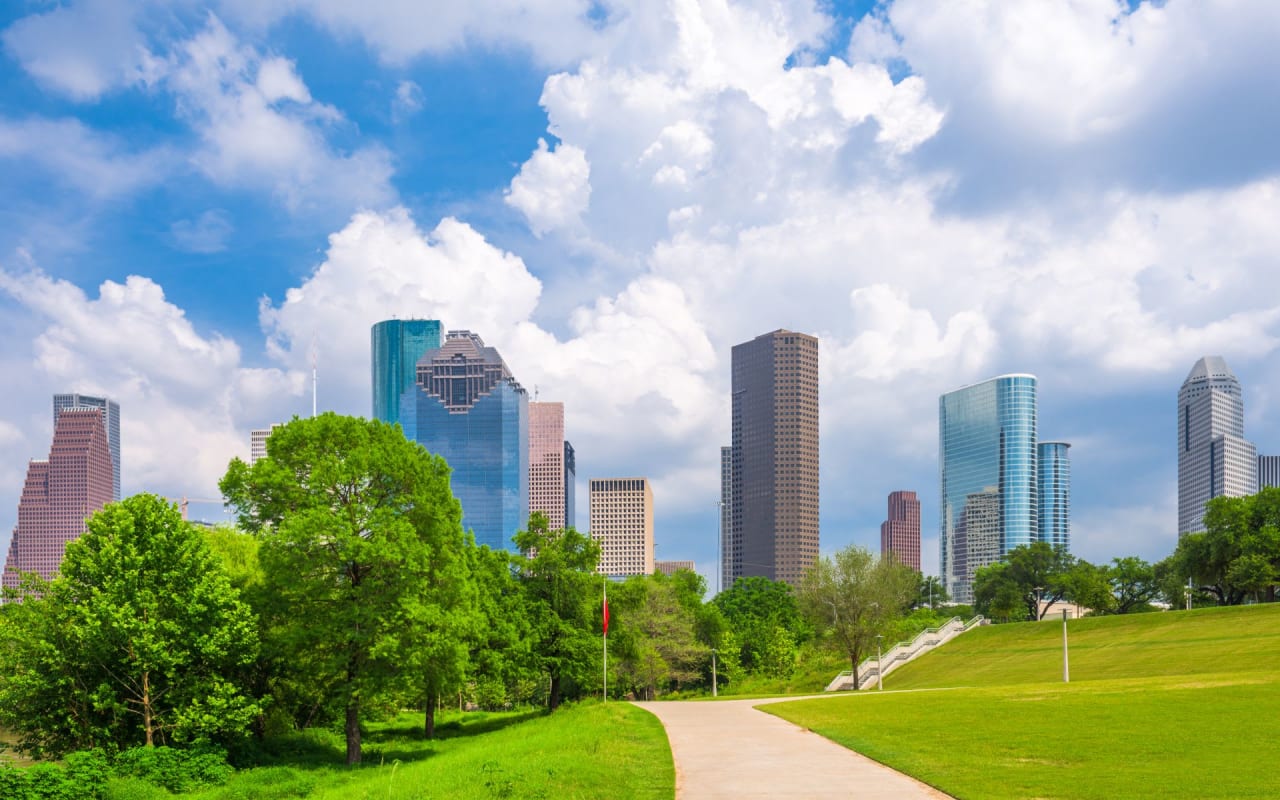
[1107,557,1160,614]
[220,413,470,764]
[1171,489,1280,605]
[512,512,601,711]
[608,572,709,699]
[713,576,808,673]
[0,494,260,756]
[797,545,917,688]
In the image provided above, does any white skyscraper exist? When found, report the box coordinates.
[589,478,654,578]
[1178,356,1257,536]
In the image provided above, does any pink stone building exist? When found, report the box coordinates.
[3,408,114,592]
[528,401,575,530]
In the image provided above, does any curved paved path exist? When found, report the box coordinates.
[634,696,952,799]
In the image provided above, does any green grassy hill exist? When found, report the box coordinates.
[888,603,1280,689]
[767,605,1280,800]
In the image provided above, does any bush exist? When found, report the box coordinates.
[0,749,108,799]
[111,746,232,793]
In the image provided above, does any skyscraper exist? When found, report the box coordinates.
[589,477,654,578]
[1259,455,1280,489]
[529,402,575,530]
[1038,442,1071,550]
[939,374,1038,603]
[250,424,282,465]
[880,490,921,571]
[728,329,820,588]
[1177,356,1257,535]
[719,445,733,594]
[53,393,120,501]
[400,331,528,550]
[371,319,443,427]
[3,408,114,592]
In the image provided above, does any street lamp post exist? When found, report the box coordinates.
[876,634,884,691]
[711,648,718,698]
[1033,586,1044,621]
[1062,608,1070,683]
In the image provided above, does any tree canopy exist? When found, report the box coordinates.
[796,545,917,688]
[219,413,469,764]
[512,512,602,711]
[0,494,259,757]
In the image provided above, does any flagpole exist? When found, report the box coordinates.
[602,577,608,702]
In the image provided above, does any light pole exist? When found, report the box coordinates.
[711,648,718,698]
[1033,586,1044,621]
[1061,608,1070,683]
[875,634,884,691]
[1185,577,1193,611]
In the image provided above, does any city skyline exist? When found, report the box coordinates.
[3,2,1280,587]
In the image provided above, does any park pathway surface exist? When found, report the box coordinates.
[634,696,952,799]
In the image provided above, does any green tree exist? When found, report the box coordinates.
[972,562,1024,621]
[1172,489,1280,605]
[915,574,948,609]
[0,494,259,756]
[608,572,710,699]
[797,545,917,688]
[1107,556,1160,614]
[220,413,469,764]
[512,512,601,711]
[713,576,808,673]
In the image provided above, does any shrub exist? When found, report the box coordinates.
[0,749,108,799]
[111,745,232,793]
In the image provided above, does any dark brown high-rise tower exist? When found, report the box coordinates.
[880,490,921,571]
[727,329,819,588]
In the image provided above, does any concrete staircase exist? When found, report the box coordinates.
[824,615,986,691]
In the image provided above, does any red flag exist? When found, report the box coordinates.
[603,592,610,635]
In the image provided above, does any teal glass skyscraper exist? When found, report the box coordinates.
[1037,442,1071,550]
[371,319,443,426]
[939,374,1038,603]
[401,331,528,551]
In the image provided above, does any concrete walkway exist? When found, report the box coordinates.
[634,696,952,799]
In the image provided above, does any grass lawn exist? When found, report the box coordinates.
[764,604,1280,800]
[103,701,672,800]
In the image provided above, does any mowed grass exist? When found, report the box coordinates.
[105,701,672,800]
[765,605,1280,800]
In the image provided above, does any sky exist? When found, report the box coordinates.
[2,0,1280,589]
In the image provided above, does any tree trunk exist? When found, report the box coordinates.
[424,695,436,739]
[345,697,361,765]
[142,670,154,747]
[849,651,861,690]
[548,674,562,712]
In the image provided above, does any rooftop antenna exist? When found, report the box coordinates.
[534,384,540,402]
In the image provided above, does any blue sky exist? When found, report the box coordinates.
[2,0,1280,586]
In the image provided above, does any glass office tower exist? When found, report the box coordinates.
[371,319,443,427]
[1037,442,1071,550]
[939,374,1037,603]
[400,331,528,551]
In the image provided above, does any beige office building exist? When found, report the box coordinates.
[589,478,654,577]
[250,424,282,465]
[655,560,695,575]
